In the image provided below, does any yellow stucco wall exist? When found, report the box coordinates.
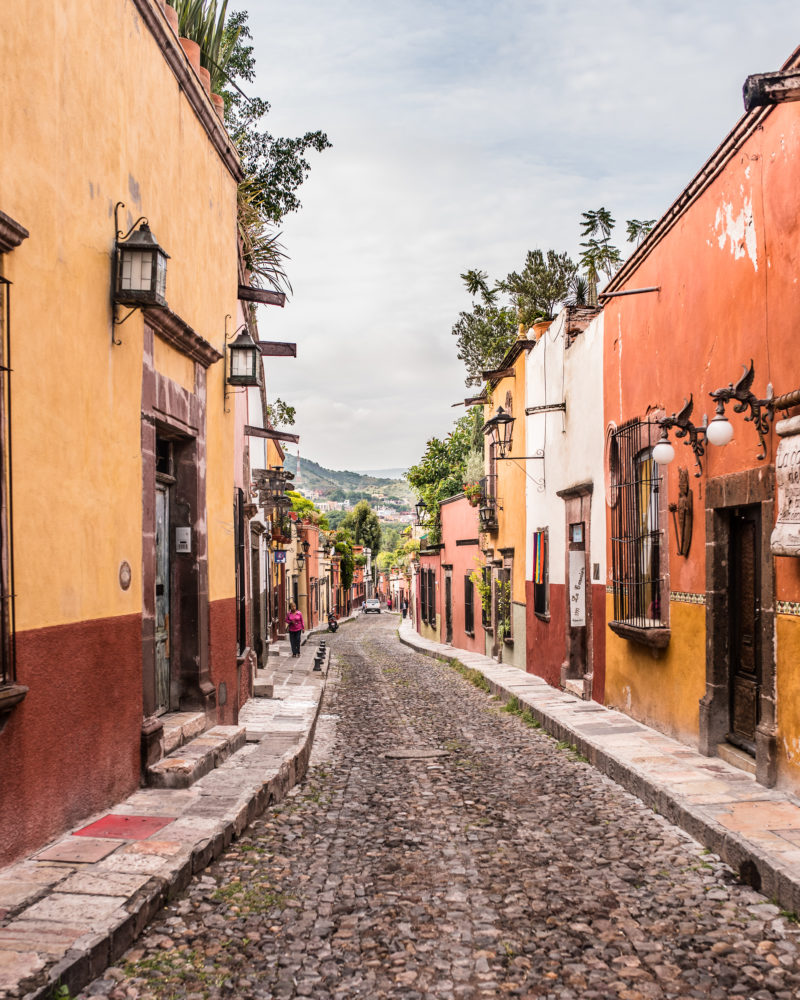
[603,597,706,743]
[0,0,239,629]
[777,614,800,784]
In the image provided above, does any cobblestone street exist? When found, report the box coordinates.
[82,617,800,1000]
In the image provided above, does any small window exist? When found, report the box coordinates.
[464,575,474,634]
[533,528,549,619]
[481,566,492,629]
[610,419,668,630]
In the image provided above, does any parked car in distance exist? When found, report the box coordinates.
[364,598,381,614]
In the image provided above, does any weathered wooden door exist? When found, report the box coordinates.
[729,507,761,753]
[154,484,170,715]
[251,534,263,665]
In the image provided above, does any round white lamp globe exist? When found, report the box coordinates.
[653,439,676,465]
[706,415,734,447]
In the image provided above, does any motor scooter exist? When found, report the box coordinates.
[327,612,338,633]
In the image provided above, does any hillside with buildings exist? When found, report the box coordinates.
[291,455,414,518]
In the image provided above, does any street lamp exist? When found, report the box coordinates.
[483,406,515,458]
[112,202,169,339]
[227,327,260,387]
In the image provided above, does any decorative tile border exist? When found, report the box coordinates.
[670,591,706,605]
[777,601,800,617]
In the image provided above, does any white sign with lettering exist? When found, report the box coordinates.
[771,414,800,557]
[569,550,586,627]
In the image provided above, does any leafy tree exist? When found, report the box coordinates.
[452,274,518,387]
[222,11,331,225]
[332,528,355,591]
[286,490,329,529]
[326,508,347,528]
[407,408,483,535]
[339,500,381,553]
[266,397,296,428]
[626,218,656,246]
[579,207,623,305]
[453,248,579,386]
[496,249,578,325]
[378,523,403,554]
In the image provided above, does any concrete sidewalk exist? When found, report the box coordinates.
[0,635,333,1000]
[399,617,800,916]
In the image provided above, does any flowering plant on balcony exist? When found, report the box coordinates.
[464,482,482,507]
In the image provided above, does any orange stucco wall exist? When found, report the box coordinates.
[602,94,800,757]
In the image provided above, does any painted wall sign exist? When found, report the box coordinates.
[274,550,287,564]
[569,550,586,626]
[771,414,800,557]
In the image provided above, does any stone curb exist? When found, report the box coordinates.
[8,653,332,1000]
[399,630,800,917]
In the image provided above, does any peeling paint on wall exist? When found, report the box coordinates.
[714,195,758,271]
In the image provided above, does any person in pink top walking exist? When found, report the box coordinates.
[287,601,304,657]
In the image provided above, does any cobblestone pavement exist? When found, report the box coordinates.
[78,617,800,1000]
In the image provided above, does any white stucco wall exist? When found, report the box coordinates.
[524,310,606,587]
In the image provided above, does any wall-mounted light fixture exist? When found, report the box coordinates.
[302,539,311,556]
[227,327,260,387]
[296,548,306,570]
[483,406,514,458]
[654,396,708,477]
[112,201,169,342]
[709,360,773,459]
[223,315,260,413]
[414,500,427,526]
[656,360,799,475]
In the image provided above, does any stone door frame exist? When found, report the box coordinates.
[700,467,777,787]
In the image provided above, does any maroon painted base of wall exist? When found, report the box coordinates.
[591,584,606,703]
[525,582,606,702]
[1,615,142,867]
[526,581,567,688]
[209,597,242,726]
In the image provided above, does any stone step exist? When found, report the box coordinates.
[160,711,207,756]
[254,669,274,698]
[146,725,247,789]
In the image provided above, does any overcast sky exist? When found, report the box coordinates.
[245,1,800,473]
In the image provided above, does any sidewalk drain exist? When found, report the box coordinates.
[383,749,449,760]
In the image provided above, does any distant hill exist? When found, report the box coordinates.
[291,456,413,508]
[352,467,407,480]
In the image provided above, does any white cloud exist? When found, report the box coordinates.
[245,0,800,468]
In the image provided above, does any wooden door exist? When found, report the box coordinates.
[729,507,761,753]
[154,484,170,714]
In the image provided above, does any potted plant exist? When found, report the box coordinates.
[464,482,482,507]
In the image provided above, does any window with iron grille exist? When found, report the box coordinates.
[426,569,436,624]
[495,567,512,641]
[481,566,492,628]
[464,575,474,634]
[533,528,548,619]
[420,568,428,624]
[609,419,668,629]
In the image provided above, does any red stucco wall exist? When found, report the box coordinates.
[209,596,239,725]
[1,615,142,866]
[439,497,485,653]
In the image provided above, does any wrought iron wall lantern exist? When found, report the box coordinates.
[223,315,260,412]
[302,539,311,556]
[414,500,427,526]
[112,201,170,342]
[653,396,708,477]
[654,360,799,475]
[483,406,514,458]
[296,549,306,570]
